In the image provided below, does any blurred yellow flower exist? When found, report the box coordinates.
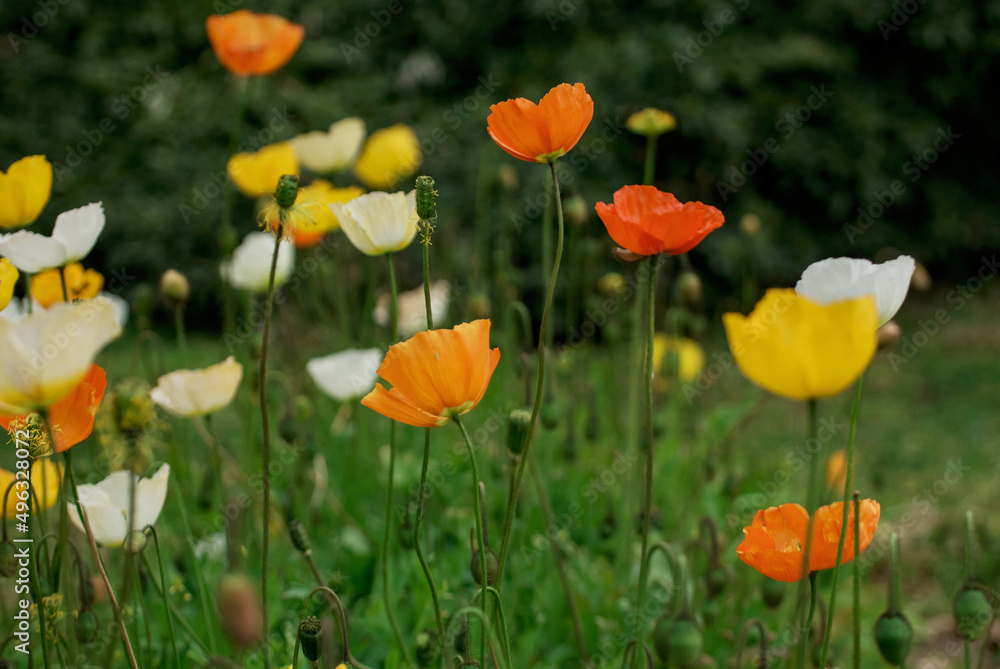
[652,335,705,389]
[598,272,627,295]
[627,108,677,137]
[227,143,299,198]
[261,181,364,247]
[826,449,847,492]
[352,125,421,190]
[0,155,52,229]
[0,460,63,520]
[290,118,366,173]
[30,263,104,308]
[0,259,18,311]
[722,289,877,401]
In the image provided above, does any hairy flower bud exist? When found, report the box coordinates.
[415,176,437,221]
[299,615,323,662]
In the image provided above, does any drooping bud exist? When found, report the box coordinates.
[874,613,913,666]
[299,615,323,662]
[470,548,499,587]
[626,108,677,137]
[74,608,100,644]
[217,573,264,651]
[159,269,190,308]
[275,174,299,209]
[507,409,532,455]
[288,518,312,554]
[415,176,437,221]
[540,401,558,430]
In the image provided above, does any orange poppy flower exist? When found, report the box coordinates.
[206,10,304,77]
[595,185,724,256]
[361,320,500,428]
[0,365,107,453]
[736,500,880,582]
[487,83,594,163]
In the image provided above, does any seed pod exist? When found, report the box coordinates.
[760,577,785,610]
[217,573,263,651]
[507,409,532,455]
[415,176,437,221]
[954,585,992,640]
[470,548,499,587]
[299,615,322,662]
[874,612,913,666]
[275,174,299,209]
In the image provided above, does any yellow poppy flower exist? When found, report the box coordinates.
[227,143,299,198]
[652,335,705,389]
[722,289,877,400]
[0,155,52,229]
[352,125,421,190]
[30,263,104,308]
[626,108,677,137]
[0,259,18,310]
[0,459,63,520]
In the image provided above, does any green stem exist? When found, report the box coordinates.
[965,510,974,580]
[796,399,820,669]
[150,527,182,669]
[59,267,70,302]
[643,134,658,186]
[141,551,212,657]
[819,374,864,667]
[257,225,283,669]
[455,416,489,666]
[172,475,218,653]
[496,160,566,589]
[381,252,412,666]
[806,570,818,654]
[173,307,187,353]
[853,490,861,669]
[630,255,659,668]
[888,533,901,615]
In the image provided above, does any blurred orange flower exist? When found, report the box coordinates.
[736,500,880,582]
[361,320,500,428]
[30,263,104,308]
[595,186,724,256]
[0,365,107,453]
[206,10,304,77]
[487,83,593,163]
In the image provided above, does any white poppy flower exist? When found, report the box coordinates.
[290,118,367,173]
[795,256,915,327]
[306,348,382,401]
[329,190,419,256]
[0,202,105,273]
[0,297,121,412]
[221,232,295,293]
[69,465,170,547]
[374,280,450,337]
[151,356,243,417]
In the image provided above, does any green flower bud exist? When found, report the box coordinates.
[874,612,913,666]
[299,615,323,662]
[562,194,589,227]
[507,409,532,455]
[540,402,559,430]
[275,174,299,209]
[123,529,148,554]
[288,519,311,553]
[653,615,703,667]
[470,548,499,587]
[159,269,190,307]
[954,585,992,640]
[706,565,730,599]
[761,577,785,610]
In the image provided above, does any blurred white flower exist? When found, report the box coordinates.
[221,232,295,293]
[69,465,170,548]
[0,202,105,273]
[290,118,366,173]
[306,348,382,401]
[151,356,243,417]
[374,280,450,337]
[329,190,418,256]
[795,256,915,327]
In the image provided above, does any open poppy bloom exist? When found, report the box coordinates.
[723,289,877,400]
[361,320,500,428]
[69,465,170,547]
[0,365,107,453]
[0,202,105,273]
[30,262,104,308]
[595,186,724,256]
[487,83,594,163]
[206,10,304,77]
[737,500,880,582]
[151,357,243,417]
[0,155,52,229]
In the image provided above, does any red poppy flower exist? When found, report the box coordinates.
[595,185,724,256]
[487,83,594,163]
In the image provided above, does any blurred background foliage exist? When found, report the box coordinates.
[2,0,998,330]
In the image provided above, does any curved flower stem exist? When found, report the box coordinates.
[796,398,820,669]
[381,252,412,666]
[471,586,513,669]
[173,306,187,354]
[819,374,864,667]
[257,223,283,669]
[734,618,769,668]
[630,254,659,668]
[446,607,508,669]
[852,490,861,669]
[148,527,182,668]
[496,160,566,589]
[454,416,489,666]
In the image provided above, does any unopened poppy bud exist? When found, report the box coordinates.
[760,577,785,610]
[613,247,645,263]
[299,615,323,662]
[739,213,761,237]
[507,409,532,455]
[217,573,264,651]
[288,519,311,553]
[910,262,932,291]
[627,108,677,137]
[123,530,147,554]
[874,613,913,666]
[563,195,589,227]
[74,609,99,644]
[275,174,299,209]
[653,615,703,667]
[877,321,901,349]
[675,271,702,308]
[0,540,16,577]
[415,176,437,221]
[954,585,992,640]
[416,629,441,666]
[470,548,499,587]
[159,269,190,307]
[541,402,558,430]
[279,411,299,444]
[706,566,730,598]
